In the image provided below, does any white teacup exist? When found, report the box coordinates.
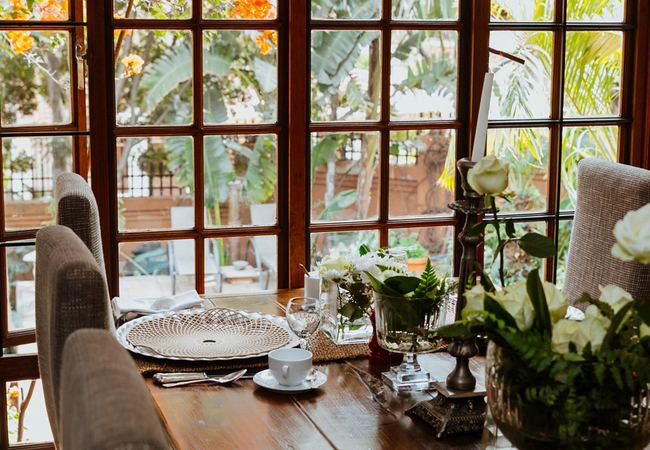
[268,348,312,387]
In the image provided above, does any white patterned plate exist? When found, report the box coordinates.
[116,309,299,361]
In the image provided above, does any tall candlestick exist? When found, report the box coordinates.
[470,72,494,162]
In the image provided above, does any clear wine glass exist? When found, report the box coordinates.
[286,296,322,349]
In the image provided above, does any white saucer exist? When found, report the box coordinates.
[253,369,327,394]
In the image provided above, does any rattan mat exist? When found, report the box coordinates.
[134,329,369,374]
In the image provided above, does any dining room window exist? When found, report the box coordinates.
[0,0,647,447]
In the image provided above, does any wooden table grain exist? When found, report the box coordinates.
[145,290,484,449]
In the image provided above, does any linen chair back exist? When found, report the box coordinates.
[60,329,169,450]
[55,173,105,274]
[564,158,650,310]
[35,225,113,448]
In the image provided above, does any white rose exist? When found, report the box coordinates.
[611,203,650,265]
[467,155,509,195]
[543,281,568,323]
[581,306,609,352]
[463,285,486,313]
[598,285,633,314]
[318,255,348,274]
[489,281,534,331]
[552,319,586,354]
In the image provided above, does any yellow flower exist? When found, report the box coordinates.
[120,53,144,78]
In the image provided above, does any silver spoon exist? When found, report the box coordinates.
[162,369,247,388]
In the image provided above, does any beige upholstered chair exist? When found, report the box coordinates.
[60,329,169,450]
[563,158,650,310]
[55,173,105,274]
[35,225,114,448]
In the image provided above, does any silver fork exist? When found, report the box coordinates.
[162,369,247,388]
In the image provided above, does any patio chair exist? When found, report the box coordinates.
[563,158,650,310]
[55,173,105,274]
[60,329,168,450]
[35,225,113,448]
[247,203,277,290]
[169,206,222,293]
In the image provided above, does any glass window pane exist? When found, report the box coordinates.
[114,0,191,19]
[202,31,277,125]
[204,134,277,228]
[388,129,455,218]
[484,221,547,289]
[117,136,194,231]
[311,132,379,222]
[115,30,193,127]
[486,127,549,213]
[561,126,618,211]
[310,230,379,268]
[393,0,458,20]
[556,220,573,289]
[3,136,73,232]
[388,226,454,276]
[312,0,380,19]
[206,235,277,294]
[0,31,71,127]
[120,239,184,297]
[564,31,622,118]
[567,0,623,22]
[6,245,36,333]
[0,0,68,21]
[390,30,457,120]
[311,30,381,122]
[7,380,53,445]
[489,31,552,120]
[203,0,277,20]
[3,343,36,356]
[490,0,554,22]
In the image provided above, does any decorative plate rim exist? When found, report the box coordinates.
[115,308,299,361]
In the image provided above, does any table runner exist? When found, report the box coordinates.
[134,329,369,374]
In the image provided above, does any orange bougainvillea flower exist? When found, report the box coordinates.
[229,0,275,20]
[8,387,19,398]
[37,0,67,21]
[255,30,276,56]
[8,31,35,53]
[263,30,277,45]
[120,53,144,78]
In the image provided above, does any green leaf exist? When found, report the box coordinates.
[476,262,496,293]
[253,57,277,93]
[318,190,357,221]
[413,258,440,298]
[203,89,227,124]
[365,271,402,297]
[484,296,518,330]
[505,219,516,239]
[310,137,338,180]
[468,221,488,237]
[359,244,370,256]
[385,276,421,295]
[242,137,276,204]
[601,302,633,351]
[635,299,650,327]
[436,321,470,336]
[141,44,193,108]
[516,232,557,258]
[527,269,551,335]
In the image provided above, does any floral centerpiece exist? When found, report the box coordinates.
[318,245,407,344]
[366,258,456,390]
[438,156,650,449]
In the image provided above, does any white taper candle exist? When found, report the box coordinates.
[471,72,494,162]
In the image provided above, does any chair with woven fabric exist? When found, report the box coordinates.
[563,158,650,311]
[35,225,114,448]
[247,203,277,290]
[54,173,105,274]
[60,328,169,450]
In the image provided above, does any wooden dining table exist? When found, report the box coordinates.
[144,289,485,449]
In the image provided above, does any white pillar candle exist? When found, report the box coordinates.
[471,72,495,162]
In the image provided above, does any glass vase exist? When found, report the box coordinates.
[486,341,650,450]
[374,291,447,391]
[321,278,373,345]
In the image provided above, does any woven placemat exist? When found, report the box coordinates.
[134,329,369,374]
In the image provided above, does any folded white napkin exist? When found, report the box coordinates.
[112,290,203,318]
